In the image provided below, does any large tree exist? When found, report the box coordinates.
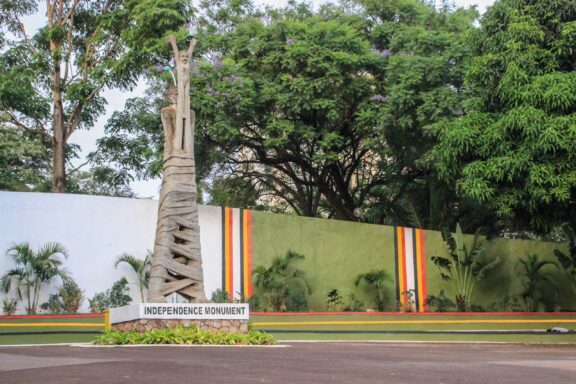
[356,0,479,228]
[91,0,477,227]
[431,0,576,234]
[0,0,191,192]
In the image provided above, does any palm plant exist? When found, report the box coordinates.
[517,253,558,312]
[114,251,152,303]
[1,242,69,314]
[554,227,576,296]
[354,269,389,311]
[431,223,500,312]
[252,250,310,312]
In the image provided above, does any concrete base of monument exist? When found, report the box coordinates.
[109,303,249,333]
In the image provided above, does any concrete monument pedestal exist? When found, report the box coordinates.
[109,303,249,333]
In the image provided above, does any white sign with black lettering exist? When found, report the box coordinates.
[109,303,249,324]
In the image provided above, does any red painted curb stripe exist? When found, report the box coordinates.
[249,311,576,316]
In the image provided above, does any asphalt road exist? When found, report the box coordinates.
[0,342,575,384]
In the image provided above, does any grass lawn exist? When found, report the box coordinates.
[0,315,105,345]
[250,313,576,343]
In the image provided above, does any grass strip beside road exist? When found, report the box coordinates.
[0,315,105,345]
[250,313,576,343]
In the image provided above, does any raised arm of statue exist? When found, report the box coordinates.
[167,35,197,154]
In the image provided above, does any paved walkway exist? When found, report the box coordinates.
[0,342,575,384]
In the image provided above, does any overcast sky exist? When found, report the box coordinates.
[28,0,495,198]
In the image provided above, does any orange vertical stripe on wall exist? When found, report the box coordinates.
[242,209,252,299]
[415,229,427,312]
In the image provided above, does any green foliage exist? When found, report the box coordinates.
[517,253,558,312]
[326,289,344,311]
[431,0,576,234]
[88,292,108,314]
[343,293,365,312]
[424,290,455,312]
[115,251,152,302]
[431,223,500,311]
[398,289,416,312]
[1,242,69,315]
[58,279,85,314]
[0,0,193,192]
[207,176,260,209]
[210,289,231,303]
[88,278,133,313]
[0,125,51,191]
[107,278,133,308]
[40,294,63,314]
[41,279,86,315]
[252,250,310,312]
[1,298,18,316]
[93,325,276,345]
[554,227,576,295]
[354,269,389,311]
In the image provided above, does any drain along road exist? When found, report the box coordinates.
[0,342,575,384]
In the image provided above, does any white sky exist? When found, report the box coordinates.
[24,0,496,198]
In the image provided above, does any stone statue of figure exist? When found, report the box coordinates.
[148,35,207,303]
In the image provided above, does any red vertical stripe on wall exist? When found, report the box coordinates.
[246,210,252,298]
[418,229,427,312]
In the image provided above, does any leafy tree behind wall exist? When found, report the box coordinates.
[357,0,480,228]
[431,0,576,234]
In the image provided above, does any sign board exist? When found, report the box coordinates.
[110,303,249,324]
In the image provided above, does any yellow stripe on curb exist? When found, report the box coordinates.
[252,319,576,326]
[0,323,104,327]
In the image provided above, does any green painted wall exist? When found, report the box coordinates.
[425,233,575,311]
[251,212,396,310]
[251,211,576,312]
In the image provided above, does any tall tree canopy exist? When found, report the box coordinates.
[431,0,576,233]
[0,0,191,192]
[93,0,478,226]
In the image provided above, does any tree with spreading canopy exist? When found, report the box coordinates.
[0,0,192,192]
[431,0,576,234]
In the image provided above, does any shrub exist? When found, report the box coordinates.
[93,325,276,345]
[343,293,365,312]
[1,298,18,315]
[89,292,108,313]
[354,269,389,311]
[108,278,132,308]
[211,289,231,303]
[326,289,344,311]
[88,278,132,313]
[517,253,558,312]
[59,279,84,314]
[252,250,311,312]
[424,291,455,312]
[40,294,63,314]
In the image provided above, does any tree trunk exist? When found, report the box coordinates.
[50,16,66,193]
[52,101,66,193]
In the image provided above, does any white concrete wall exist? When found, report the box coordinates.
[0,191,224,313]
